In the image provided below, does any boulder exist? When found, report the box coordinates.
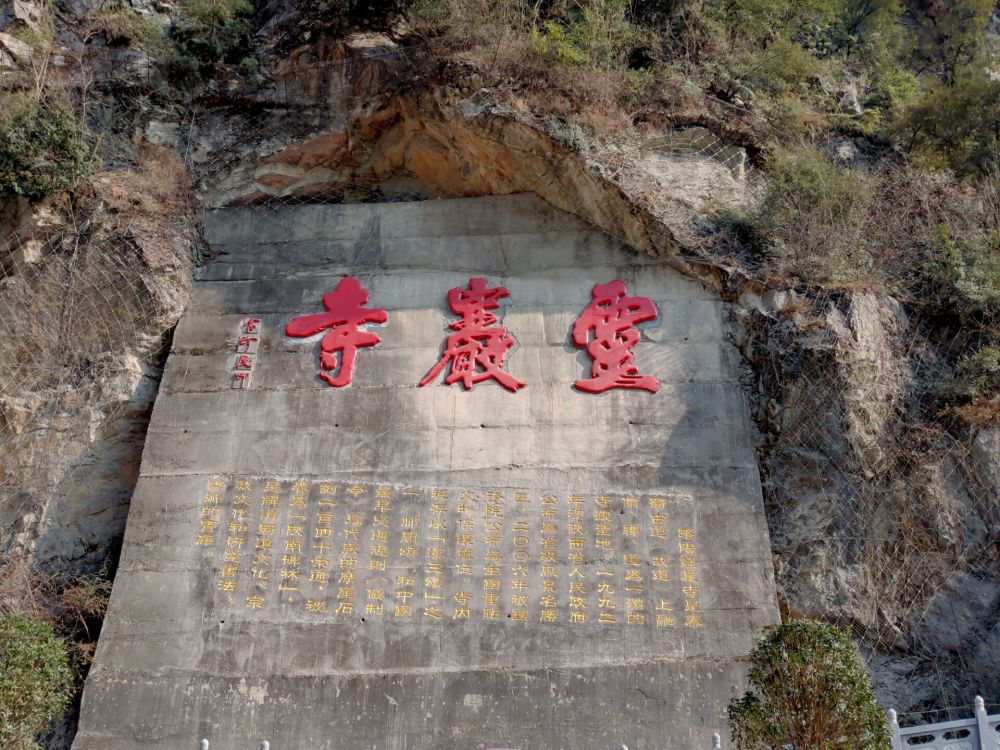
[0,0,42,32]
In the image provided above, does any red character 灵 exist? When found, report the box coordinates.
[420,277,525,393]
[285,277,388,388]
[572,279,659,394]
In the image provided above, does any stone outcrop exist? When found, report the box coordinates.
[197,74,738,296]
[185,28,997,711]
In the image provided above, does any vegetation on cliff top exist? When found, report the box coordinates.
[0,97,92,202]
[402,0,999,416]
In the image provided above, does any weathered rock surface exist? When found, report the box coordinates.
[1,156,196,574]
[733,288,1000,709]
[0,0,43,31]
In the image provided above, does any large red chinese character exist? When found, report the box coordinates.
[420,277,525,393]
[285,277,388,388]
[572,279,659,394]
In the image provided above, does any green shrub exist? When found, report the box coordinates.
[723,145,874,286]
[739,37,827,96]
[940,343,1000,403]
[182,0,254,28]
[545,119,588,154]
[531,20,589,65]
[90,5,165,48]
[762,145,873,283]
[858,66,919,130]
[901,72,1000,177]
[530,0,648,69]
[926,222,1000,321]
[0,615,73,750]
[760,94,828,138]
[239,55,259,73]
[0,98,92,201]
[729,620,890,750]
[170,0,255,69]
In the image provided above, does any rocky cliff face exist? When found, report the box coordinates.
[734,289,1000,708]
[1,0,997,733]
[1,148,196,573]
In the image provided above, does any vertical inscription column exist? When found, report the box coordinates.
[538,494,561,624]
[246,479,276,610]
[567,493,588,625]
[364,486,393,620]
[451,491,477,621]
[217,478,243,602]
[648,495,675,628]
[622,496,646,627]
[594,495,619,626]
[337,485,364,616]
[481,490,503,622]
[422,491,448,621]
[304,482,338,615]
[195,477,225,548]
[278,480,309,603]
[509,492,535,624]
[222,478,252,602]
[393,489,421,621]
[679,527,704,629]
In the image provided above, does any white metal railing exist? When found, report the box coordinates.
[889,696,1000,750]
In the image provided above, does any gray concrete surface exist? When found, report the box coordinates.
[73,193,779,750]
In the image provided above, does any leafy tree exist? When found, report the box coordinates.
[901,71,1000,176]
[0,615,73,750]
[728,620,890,750]
[906,0,995,83]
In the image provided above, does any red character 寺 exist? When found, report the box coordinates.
[572,279,659,394]
[285,277,388,388]
[420,277,525,393]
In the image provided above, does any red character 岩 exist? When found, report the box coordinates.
[420,277,525,393]
[285,277,388,388]
[572,279,659,394]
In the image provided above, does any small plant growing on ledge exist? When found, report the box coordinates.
[728,620,890,750]
[0,96,92,202]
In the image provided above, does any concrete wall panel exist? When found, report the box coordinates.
[74,194,778,750]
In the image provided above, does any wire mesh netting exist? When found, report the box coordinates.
[0,152,196,559]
